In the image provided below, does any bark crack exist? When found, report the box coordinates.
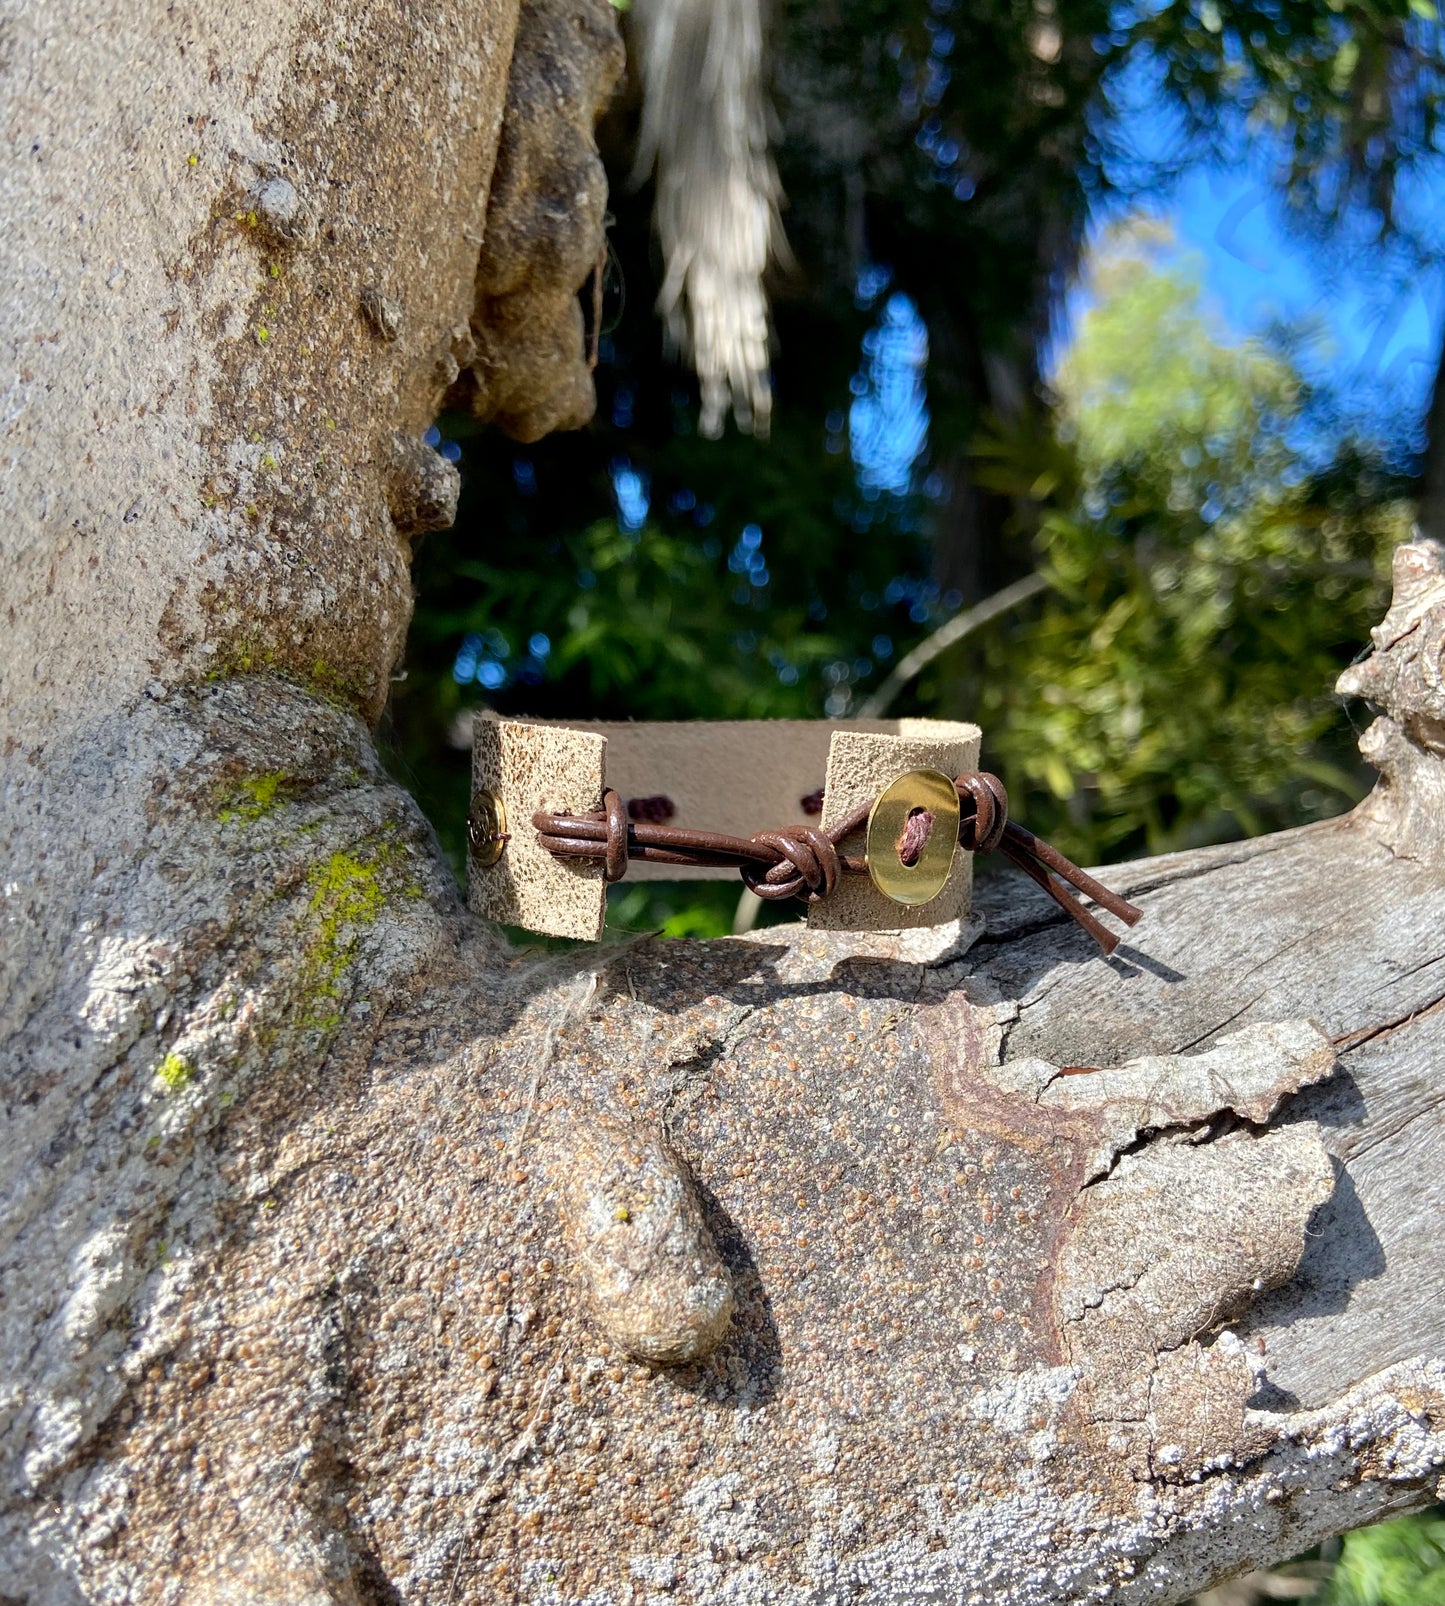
[1169,990,1271,1055]
[1352,1088,1445,1157]
[1366,951,1445,995]
[1333,987,1445,1053]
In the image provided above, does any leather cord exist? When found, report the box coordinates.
[533,772,1143,954]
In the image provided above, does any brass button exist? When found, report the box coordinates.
[864,768,959,906]
[468,788,509,868]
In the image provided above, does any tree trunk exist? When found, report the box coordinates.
[4,6,1445,1606]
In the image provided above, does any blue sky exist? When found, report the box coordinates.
[1163,164,1441,434]
[1060,98,1445,450]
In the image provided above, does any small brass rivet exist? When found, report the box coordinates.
[864,767,959,906]
[468,789,508,868]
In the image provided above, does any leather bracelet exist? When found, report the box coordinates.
[531,770,1142,955]
[469,716,1142,948]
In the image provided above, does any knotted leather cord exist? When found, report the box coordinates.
[532,771,1143,954]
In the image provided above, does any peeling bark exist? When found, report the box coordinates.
[4,4,1445,1603]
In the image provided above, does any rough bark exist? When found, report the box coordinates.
[4,5,1445,1606]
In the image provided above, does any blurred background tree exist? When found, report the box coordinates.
[973,218,1410,857]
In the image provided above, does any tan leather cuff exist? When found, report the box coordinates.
[468,716,981,940]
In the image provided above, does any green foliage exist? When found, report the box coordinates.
[772,0,1444,498]
[390,398,937,885]
[435,519,839,718]
[605,883,741,939]
[1059,224,1299,474]
[1328,1510,1445,1605]
[961,224,1404,860]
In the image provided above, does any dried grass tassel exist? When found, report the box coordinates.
[630,0,784,438]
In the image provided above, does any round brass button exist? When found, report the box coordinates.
[468,788,509,868]
[865,767,959,906]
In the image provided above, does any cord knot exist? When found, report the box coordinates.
[956,771,1009,855]
[741,827,842,902]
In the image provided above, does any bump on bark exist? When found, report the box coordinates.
[359,285,403,344]
[386,433,460,539]
[465,0,624,442]
[249,176,316,247]
[557,1116,735,1364]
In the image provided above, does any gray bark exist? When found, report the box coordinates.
[3,3,1445,1605]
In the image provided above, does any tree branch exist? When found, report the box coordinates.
[857,572,1048,718]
